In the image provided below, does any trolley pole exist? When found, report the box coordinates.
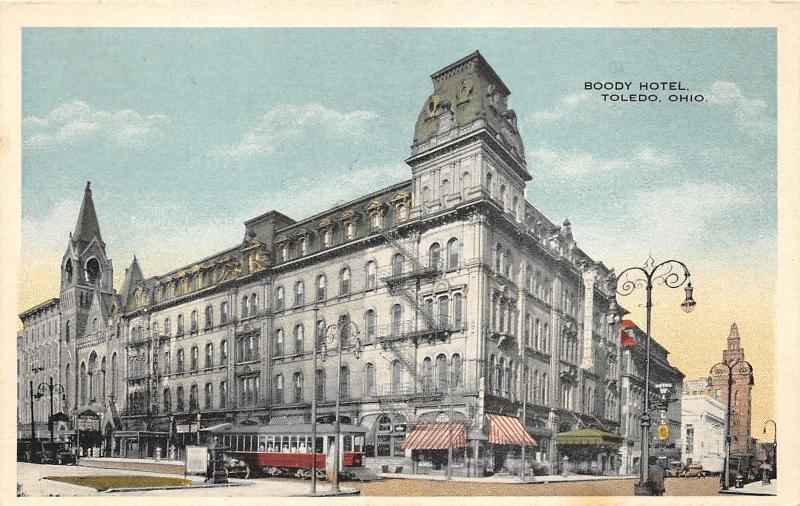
[311,307,318,495]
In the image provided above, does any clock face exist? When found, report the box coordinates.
[427,95,441,117]
[457,79,474,100]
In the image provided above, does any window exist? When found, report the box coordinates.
[686,425,694,453]
[462,171,472,191]
[164,351,171,374]
[339,314,351,347]
[315,369,325,401]
[391,360,402,393]
[392,254,404,277]
[444,239,459,271]
[322,229,332,248]
[365,261,377,289]
[190,310,198,333]
[241,296,249,318]
[316,319,326,349]
[294,324,304,354]
[164,317,171,336]
[250,294,258,316]
[111,353,118,397]
[452,354,462,387]
[177,348,185,373]
[241,376,260,406]
[365,310,376,341]
[205,343,213,368]
[293,372,304,403]
[190,346,198,371]
[65,321,70,343]
[220,301,229,324]
[365,363,375,396]
[176,386,185,412]
[275,286,285,311]
[220,340,228,363]
[176,314,184,336]
[438,296,449,328]
[295,281,305,306]
[391,304,403,336]
[204,383,213,409]
[274,374,284,404]
[525,314,532,346]
[219,381,227,408]
[206,305,214,330]
[499,184,506,209]
[163,388,171,413]
[339,365,350,399]
[345,222,356,240]
[275,328,284,356]
[316,275,327,301]
[436,354,448,391]
[429,243,441,269]
[340,267,351,295]
[504,249,512,278]
[298,237,307,256]
[422,357,433,392]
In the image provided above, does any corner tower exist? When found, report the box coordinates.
[407,51,530,219]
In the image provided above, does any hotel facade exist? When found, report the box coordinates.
[19,52,636,476]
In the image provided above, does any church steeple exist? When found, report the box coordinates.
[73,181,103,248]
[727,322,741,349]
[120,255,144,310]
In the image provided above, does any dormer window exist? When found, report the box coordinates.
[280,244,289,262]
[322,230,332,248]
[298,237,307,256]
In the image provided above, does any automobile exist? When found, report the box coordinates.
[681,463,707,477]
[34,442,77,465]
[665,461,684,477]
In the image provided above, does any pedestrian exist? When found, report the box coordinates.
[647,456,666,496]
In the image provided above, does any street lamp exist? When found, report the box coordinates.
[29,364,45,454]
[36,377,67,442]
[314,314,362,495]
[609,256,694,496]
[710,359,753,490]
[763,419,777,479]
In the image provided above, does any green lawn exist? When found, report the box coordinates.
[46,475,191,491]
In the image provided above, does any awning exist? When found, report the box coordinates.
[487,414,537,445]
[400,422,467,450]
[554,428,624,446]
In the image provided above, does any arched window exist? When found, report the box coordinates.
[486,172,493,195]
[340,267,351,295]
[396,203,408,222]
[250,293,258,316]
[543,323,549,350]
[453,293,464,329]
[205,305,213,329]
[339,365,350,399]
[525,314,532,346]
[220,340,228,363]
[274,374,284,404]
[92,317,99,333]
[462,171,472,191]
[422,186,431,203]
[241,296,249,318]
[293,372,304,403]
[176,348,185,373]
[428,243,441,269]
[190,310,198,333]
[80,362,87,404]
[294,324,304,354]
[322,229,332,248]
[438,296,449,328]
[499,184,506,210]
[512,196,519,219]
[391,304,403,335]
[316,275,327,301]
[164,317,171,336]
[275,286,285,311]
[488,355,495,393]
[452,354,462,387]
[163,350,171,374]
[220,301,229,323]
[189,384,198,411]
[392,254,404,277]
[205,343,213,368]
[111,353,118,398]
[315,369,325,401]
[436,354,448,391]
[316,319,326,349]
[447,238,460,270]
[176,386,185,412]
[65,320,71,343]
[204,382,213,409]
[163,388,171,413]
[442,178,451,196]
[422,357,433,392]
[339,314,351,347]
[495,243,503,272]
[219,381,227,408]
[391,360,402,393]
[176,314,185,336]
[365,261,377,289]
[295,280,305,306]
[498,358,505,396]
[365,309,376,341]
[190,346,198,371]
[504,249,513,278]
[365,363,375,396]
[86,258,101,285]
[298,237,307,256]
[275,328,284,356]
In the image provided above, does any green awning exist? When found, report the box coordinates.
[554,428,624,446]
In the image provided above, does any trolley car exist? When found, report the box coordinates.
[207,422,366,479]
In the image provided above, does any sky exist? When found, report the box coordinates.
[19,28,776,438]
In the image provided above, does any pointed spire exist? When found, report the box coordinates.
[73,181,103,245]
[729,322,740,340]
[120,255,144,308]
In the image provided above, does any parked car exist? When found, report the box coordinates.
[681,464,707,477]
[34,442,77,465]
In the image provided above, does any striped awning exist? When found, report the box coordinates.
[400,422,468,450]
[487,414,537,445]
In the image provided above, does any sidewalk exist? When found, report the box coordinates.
[377,472,638,484]
[718,480,777,496]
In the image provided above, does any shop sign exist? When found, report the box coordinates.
[657,424,671,440]
[176,423,200,433]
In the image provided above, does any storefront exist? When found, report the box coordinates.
[401,420,468,476]
[485,414,537,476]
[76,409,102,456]
[555,428,623,476]
[111,430,170,459]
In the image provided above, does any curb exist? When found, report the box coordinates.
[104,482,249,493]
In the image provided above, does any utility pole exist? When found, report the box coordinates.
[521,381,527,482]
[311,307,318,495]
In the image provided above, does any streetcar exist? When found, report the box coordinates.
[206,422,366,479]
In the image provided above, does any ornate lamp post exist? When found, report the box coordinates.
[710,359,753,490]
[35,377,67,442]
[608,256,695,496]
[763,419,777,479]
[315,315,362,495]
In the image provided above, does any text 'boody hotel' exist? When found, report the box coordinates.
[18,52,639,477]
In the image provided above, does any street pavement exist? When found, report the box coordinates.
[719,479,777,496]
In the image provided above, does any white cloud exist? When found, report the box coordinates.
[213,103,379,158]
[706,81,775,134]
[23,101,170,149]
[529,145,672,178]
[530,92,590,126]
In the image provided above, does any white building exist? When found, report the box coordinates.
[680,394,726,473]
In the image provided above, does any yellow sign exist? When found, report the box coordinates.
[657,424,671,440]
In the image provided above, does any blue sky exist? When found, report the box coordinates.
[21,27,776,290]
